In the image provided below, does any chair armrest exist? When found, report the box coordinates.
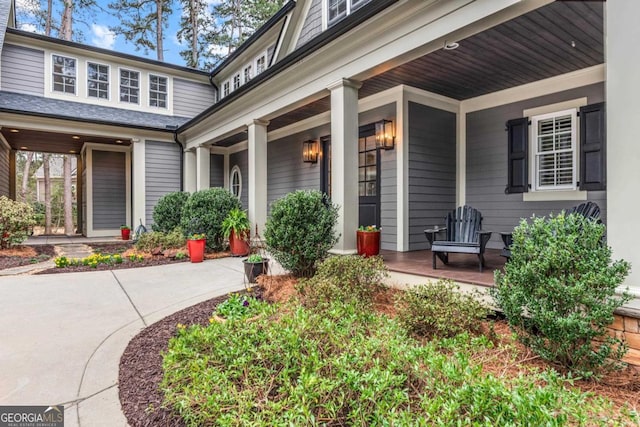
[499,232,513,248]
[477,230,492,251]
[424,227,447,246]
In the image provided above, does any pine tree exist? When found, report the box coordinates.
[176,0,210,68]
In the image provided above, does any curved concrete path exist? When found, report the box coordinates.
[0,258,247,426]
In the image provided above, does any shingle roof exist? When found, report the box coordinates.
[0,91,190,130]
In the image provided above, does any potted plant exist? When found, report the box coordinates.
[222,208,251,256]
[242,254,269,283]
[356,225,381,257]
[187,233,206,263]
[120,225,131,241]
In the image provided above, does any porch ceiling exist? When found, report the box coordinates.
[0,127,131,154]
[262,0,603,135]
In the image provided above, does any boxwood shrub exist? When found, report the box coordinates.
[152,191,189,233]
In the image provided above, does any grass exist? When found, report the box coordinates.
[161,299,637,426]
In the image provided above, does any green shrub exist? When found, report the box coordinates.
[297,255,387,310]
[264,190,338,277]
[0,196,36,249]
[492,213,631,377]
[215,294,269,321]
[180,188,241,251]
[395,279,489,339]
[152,191,189,233]
[135,229,186,252]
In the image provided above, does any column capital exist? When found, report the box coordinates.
[248,119,270,128]
[131,138,141,143]
[327,78,362,91]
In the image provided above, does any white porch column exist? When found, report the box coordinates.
[196,145,210,190]
[247,119,269,235]
[132,138,145,228]
[607,2,640,294]
[184,148,197,193]
[328,78,361,254]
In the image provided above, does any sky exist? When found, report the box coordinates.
[15,0,208,68]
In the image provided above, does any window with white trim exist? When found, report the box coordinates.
[230,166,242,199]
[256,55,266,74]
[222,81,230,97]
[531,108,577,191]
[87,62,109,99]
[119,69,140,104]
[233,73,241,90]
[149,74,168,108]
[244,65,252,83]
[327,0,368,26]
[52,54,76,94]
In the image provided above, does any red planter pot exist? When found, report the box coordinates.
[187,239,206,263]
[357,230,380,257]
[229,230,250,257]
[121,228,131,240]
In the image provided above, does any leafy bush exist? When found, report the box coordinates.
[492,213,631,377]
[135,229,186,252]
[152,191,189,233]
[395,280,489,339]
[180,188,241,251]
[162,299,628,426]
[264,190,338,277]
[297,255,387,310]
[214,294,269,321]
[0,196,36,249]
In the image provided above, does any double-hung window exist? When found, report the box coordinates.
[52,55,76,94]
[244,65,252,83]
[87,62,109,99]
[256,55,266,75]
[222,81,230,98]
[233,73,241,91]
[119,69,139,104]
[328,0,367,26]
[531,109,577,191]
[149,74,167,108]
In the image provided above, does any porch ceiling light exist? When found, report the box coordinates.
[72,135,80,140]
[302,139,319,163]
[10,129,20,133]
[375,120,395,150]
[115,139,123,144]
[443,41,459,51]
[20,146,28,150]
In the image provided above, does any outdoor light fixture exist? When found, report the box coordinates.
[444,41,459,50]
[115,139,123,144]
[10,129,20,133]
[375,119,395,150]
[302,139,319,163]
[72,135,80,140]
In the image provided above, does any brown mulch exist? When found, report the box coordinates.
[119,275,640,426]
[0,245,56,270]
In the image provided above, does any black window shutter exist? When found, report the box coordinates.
[506,117,529,194]
[579,102,606,191]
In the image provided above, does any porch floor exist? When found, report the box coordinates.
[380,249,506,287]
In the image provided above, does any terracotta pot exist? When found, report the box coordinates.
[187,239,206,263]
[356,230,380,257]
[121,228,131,240]
[243,258,269,283]
[229,229,250,256]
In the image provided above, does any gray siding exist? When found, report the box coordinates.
[296,0,322,48]
[145,141,181,226]
[92,150,126,229]
[1,44,44,95]
[230,150,249,210]
[466,83,606,249]
[268,130,323,210]
[173,78,216,117]
[0,145,9,197]
[408,102,457,250]
[210,154,224,188]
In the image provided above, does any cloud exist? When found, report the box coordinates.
[171,32,184,48]
[19,23,38,33]
[91,24,116,50]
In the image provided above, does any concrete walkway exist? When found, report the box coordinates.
[0,258,247,426]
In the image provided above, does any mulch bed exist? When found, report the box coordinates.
[0,245,56,270]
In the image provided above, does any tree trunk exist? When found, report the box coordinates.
[60,0,73,40]
[43,154,52,235]
[63,155,74,235]
[156,0,164,61]
[20,152,34,202]
[45,0,53,36]
[190,0,198,66]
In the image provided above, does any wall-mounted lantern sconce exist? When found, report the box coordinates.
[375,119,395,150]
[302,139,319,163]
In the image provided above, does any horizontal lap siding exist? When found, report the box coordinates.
[210,154,224,188]
[1,44,44,95]
[230,150,249,210]
[380,147,396,250]
[408,102,456,250]
[145,141,181,226]
[173,78,215,117]
[92,151,126,229]
[0,145,8,197]
[466,83,606,249]
[267,134,320,210]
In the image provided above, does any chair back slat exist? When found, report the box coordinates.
[567,201,601,221]
[445,205,482,243]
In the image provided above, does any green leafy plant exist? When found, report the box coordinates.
[54,256,69,268]
[297,255,388,310]
[221,208,250,238]
[214,293,268,321]
[358,225,380,232]
[135,229,186,252]
[188,233,206,240]
[120,225,130,230]
[175,251,186,260]
[180,188,241,251]
[264,190,338,277]
[395,279,489,339]
[492,213,631,377]
[0,196,36,249]
[246,254,263,263]
[152,191,190,233]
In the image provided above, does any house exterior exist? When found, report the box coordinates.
[1,0,639,305]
